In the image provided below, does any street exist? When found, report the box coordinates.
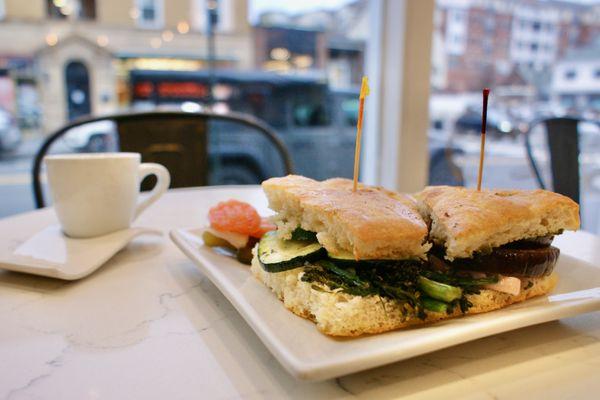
[0,156,38,217]
[0,137,73,218]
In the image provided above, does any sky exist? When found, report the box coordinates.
[248,0,355,23]
[248,0,600,23]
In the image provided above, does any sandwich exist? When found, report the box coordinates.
[414,185,580,307]
[250,175,580,336]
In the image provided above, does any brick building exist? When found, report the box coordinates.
[436,0,600,93]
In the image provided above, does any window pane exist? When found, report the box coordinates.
[0,0,370,218]
[430,0,600,233]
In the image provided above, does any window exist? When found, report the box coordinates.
[0,0,597,235]
[341,98,358,126]
[483,38,492,54]
[0,0,5,20]
[432,1,600,235]
[136,0,164,28]
[292,101,330,127]
[565,69,577,79]
[79,0,96,20]
[193,0,235,33]
[560,94,575,108]
[47,0,67,19]
[46,0,95,20]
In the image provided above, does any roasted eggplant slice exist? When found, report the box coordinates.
[452,246,560,277]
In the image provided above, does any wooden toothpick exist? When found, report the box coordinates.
[353,76,370,192]
[477,88,490,191]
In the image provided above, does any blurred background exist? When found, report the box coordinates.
[0,0,598,232]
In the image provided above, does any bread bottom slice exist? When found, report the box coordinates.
[250,255,558,336]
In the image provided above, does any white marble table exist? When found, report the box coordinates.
[1,186,599,400]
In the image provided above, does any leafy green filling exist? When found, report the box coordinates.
[291,227,499,318]
[291,227,318,242]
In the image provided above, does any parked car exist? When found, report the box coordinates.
[62,120,118,152]
[0,107,22,154]
[454,109,520,139]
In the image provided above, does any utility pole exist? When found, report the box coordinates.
[206,0,220,183]
[207,0,218,107]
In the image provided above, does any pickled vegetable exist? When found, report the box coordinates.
[202,230,235,249]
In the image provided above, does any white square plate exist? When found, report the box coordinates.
[170,228,600,381]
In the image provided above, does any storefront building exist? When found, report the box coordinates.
[0,0,252,134]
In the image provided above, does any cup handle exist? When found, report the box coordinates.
[134,163,171,220]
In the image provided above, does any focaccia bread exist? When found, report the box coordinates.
[415,186,580,260]
[262,175,430,260]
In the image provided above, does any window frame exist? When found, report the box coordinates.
[362,0,433,191]
[565,69,577,80]
[135,0,164,29]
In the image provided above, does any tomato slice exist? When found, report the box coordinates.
[250,218,277,238]
[208,200,261,235]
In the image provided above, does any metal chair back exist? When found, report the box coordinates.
[525,117,583,203]
[32,110,293,208]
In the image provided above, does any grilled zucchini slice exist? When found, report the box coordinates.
[257,231,325,272]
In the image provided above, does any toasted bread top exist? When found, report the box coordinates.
[415,186,580,260]
[262,175,430,260]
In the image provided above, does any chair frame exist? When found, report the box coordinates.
[33,110,294,208]
[524,116,599,204]
[523,117,561,191]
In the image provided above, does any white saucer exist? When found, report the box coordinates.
[0,225,162,280]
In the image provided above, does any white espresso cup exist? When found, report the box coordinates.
[45,153,170,238]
